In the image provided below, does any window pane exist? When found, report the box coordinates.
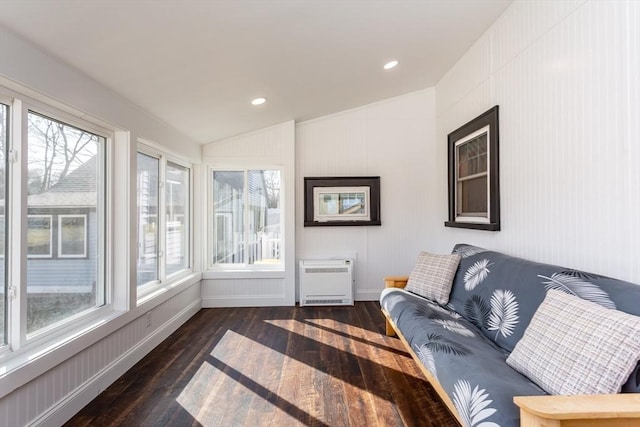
[457,175,488,216]
[27,112,104,335]
[27,216,52,257]
[248,170,280,265]
[1,103,7,344]
[59,215,87,257]
[457,133,487,179]
[212,171,244,264]
[137,153,159,286]
[166,162,189,275]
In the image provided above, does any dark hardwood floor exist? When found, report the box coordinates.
[65,302,459,427]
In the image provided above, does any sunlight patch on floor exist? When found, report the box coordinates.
[264,318,408,364]
[176,329,335,426]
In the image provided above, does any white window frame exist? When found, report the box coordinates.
[136,148,161,291]
[165,160,190,279]
[0,214,5,259]
[312,186,371,222]
[58,214,87,258]
[26,214,53,258]
[2,91,113,355]
[0,101,8,350]
[136,142,192,302]
[209,166,284,271]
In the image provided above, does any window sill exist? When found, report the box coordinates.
[203,269,285,280]
[444,220,500,231]
[137,271,202,307]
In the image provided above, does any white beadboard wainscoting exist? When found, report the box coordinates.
[433,0,640,285]
[0,281,201,427]
[201,276,288,307]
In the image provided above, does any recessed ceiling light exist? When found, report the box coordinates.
[251,97,267,106]
[383,60,398,70]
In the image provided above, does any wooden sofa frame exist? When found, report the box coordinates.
[381,276,640,427]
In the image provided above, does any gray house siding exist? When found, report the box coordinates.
[27,210,98,292]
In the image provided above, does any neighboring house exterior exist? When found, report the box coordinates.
[23,156,98,293]
[213,170,280,265]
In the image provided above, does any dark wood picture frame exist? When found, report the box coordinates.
[304,176,381,227]
[445,106,500,231]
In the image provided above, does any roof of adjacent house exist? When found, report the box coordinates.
[27,156,98,208]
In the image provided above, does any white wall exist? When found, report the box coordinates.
[201,121,296,307]
[0,24,204,426]
[296,90,437,299]
[434,0,640,284]
[0,25,201,161]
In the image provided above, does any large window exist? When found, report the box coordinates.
[26,112,105,335]
[137,147,191,291]
[211,169,281,267]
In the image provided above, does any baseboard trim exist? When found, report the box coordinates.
[34,298,202,427]
[202,296,292,307]
[356,289,382,301]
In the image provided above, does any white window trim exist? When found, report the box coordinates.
[58,214,87,258]
[208,166,284,272]
[0,214,5,260]
[454,125,491,224]
[26,214,53,258]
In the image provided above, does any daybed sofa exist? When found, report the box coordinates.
[380,244,640,427]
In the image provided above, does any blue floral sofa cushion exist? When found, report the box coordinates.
[380,244,640,427]
[381,288,545,426]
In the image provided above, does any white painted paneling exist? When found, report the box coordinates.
[434,0,640,284]
[436,32,493,114]
[203,121,293,161]
[202,121,296,306]
[296,90,437,300]
[201,278,286,307]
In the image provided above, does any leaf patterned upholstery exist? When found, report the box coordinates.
[381,243,640,426]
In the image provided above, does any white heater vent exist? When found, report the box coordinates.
[299,259,354,306]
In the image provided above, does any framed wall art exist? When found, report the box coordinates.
[445,106,500,231]
[304,176,381,226]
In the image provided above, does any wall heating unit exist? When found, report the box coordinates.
[299,259,354,306]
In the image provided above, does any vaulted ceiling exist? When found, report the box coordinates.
[0,0,511,143]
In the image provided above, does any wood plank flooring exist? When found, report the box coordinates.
[65,302,459,427]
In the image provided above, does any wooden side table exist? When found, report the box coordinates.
[514,394,640,427]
